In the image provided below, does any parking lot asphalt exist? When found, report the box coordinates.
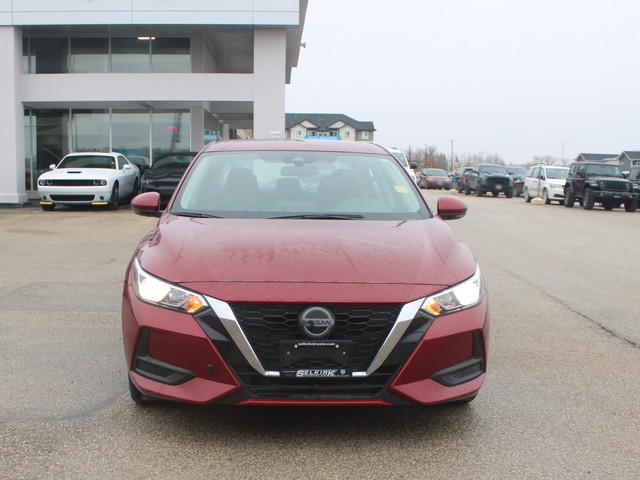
[1,195,639,479]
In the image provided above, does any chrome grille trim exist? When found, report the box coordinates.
[204,295,425,378]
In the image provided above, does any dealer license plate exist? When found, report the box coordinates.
[279,340,352,378]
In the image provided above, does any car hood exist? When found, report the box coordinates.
[38,168,119,179]
[136,215,477,292]
[142,169,188,181]
[481,172,510,178]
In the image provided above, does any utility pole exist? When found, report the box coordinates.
[449,139,454,171]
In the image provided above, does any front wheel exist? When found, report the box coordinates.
[542,189,551,204]
[625,200,638,212]
[505,191,514,199]
[582,188,595,210]
[564,190,574,208]
[41,203,55,211]
[128,375,151,405]
[524,188,531,203]
[108,183,120,210]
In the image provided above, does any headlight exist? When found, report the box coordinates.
[420,266,482,316]
[131,258,206,314]
[38,179,53,186]
[92,179,107,186]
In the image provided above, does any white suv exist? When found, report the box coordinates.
[523,165,569,204]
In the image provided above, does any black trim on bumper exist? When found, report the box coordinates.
[133,328,196,386]
[431,331,485,387]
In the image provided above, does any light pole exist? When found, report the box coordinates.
[449,139,454,171]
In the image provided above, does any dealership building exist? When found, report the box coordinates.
[0,1,307,205]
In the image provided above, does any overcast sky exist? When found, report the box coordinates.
[285,0,640,164]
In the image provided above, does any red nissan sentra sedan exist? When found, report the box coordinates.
[123,140,489,406]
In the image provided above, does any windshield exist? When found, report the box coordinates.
[585,164,623,177]
[426,169,447,176]
[389,150,410,168]
[171,151,430,220]
[546,167,569,179]
[151,155,194,170]
[479,165,507,174]
[57,155,116,169]
[506,167,526,175]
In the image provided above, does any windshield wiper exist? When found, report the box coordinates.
[172,211,222,218]
[269,214,365,220]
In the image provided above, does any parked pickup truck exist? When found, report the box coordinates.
[463,164,514,198]
[564,162,638,211]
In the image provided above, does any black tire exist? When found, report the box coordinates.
[464,184,471,195]
[505,191,514,199]
[564,190,574,208]
[128,375,151,405]
[625,200,638,213]
[41,203,55,211]
[131,178,140,198]
[582,188,595,210]
[108,183,119,210]
[492,191,499,197]
[542,189,551,205]
[524,187,531,203]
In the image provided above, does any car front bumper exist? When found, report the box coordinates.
[592,191,638,201]
[123,279,489,406]
[38,185,116,205]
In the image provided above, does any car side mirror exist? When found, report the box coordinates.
[49,164,56,170]
[131,192,162,217]
[410,162,418,169]
[437,196,467,220]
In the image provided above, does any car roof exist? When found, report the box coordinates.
[201,139,389,155]
[63,152,118,157]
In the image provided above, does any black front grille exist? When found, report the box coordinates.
[193,306,432,401]
[486,177,510,186]
[50,194,95,201]
[50,179,97,186]
[231,304,401,371]
[601,180,629,192]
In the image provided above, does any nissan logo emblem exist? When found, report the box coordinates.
[298,306,335,339]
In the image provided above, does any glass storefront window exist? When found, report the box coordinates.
[111,38,150,73]
[34,109,70,179]
[151,38,190,73]
[25,108,193,190]
[70,38,109,73]
[112,110,151,166]
[152,109,191,157]
[32,38,69,73]
[71,110,110,152]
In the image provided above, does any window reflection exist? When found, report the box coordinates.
[70,38,109,73]
[112,38,150,73]
[72,110,110,152]
[153,110,191,156]
[151,38,190,72]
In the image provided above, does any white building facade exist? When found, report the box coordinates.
[0,0,307,204]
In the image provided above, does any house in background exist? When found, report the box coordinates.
[575,153,618,163]
[617,151,640,172]
[286,114,375,142]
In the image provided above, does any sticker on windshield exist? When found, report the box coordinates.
[394,185,409,193]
